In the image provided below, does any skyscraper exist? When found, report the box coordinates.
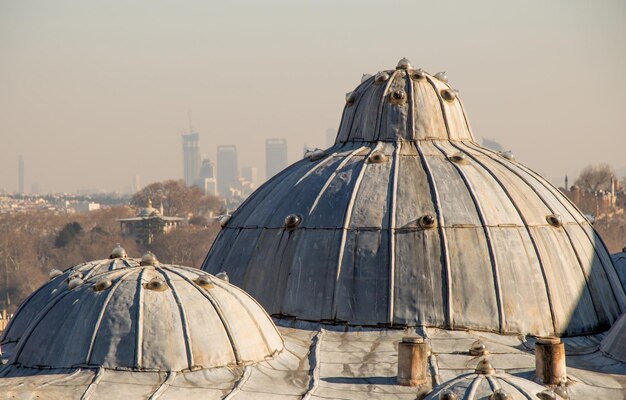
[196,158,217,196]
[217,145,238,198]
[18,155,24,194]
[182,132,200,186]
[265,138,287,180]
[241,166,258,185]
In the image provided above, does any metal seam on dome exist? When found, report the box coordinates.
[157,267,194,370]
[509,153,625,319]
[475,143,613,313]
[506,148,626,312]
[223,367,251,400]
[373,70,401,141]
[467,374,483,399]
[81,367,104,399]
[331,145,377,320]
[432,142,505,333]
[135,268,146,369]
[342,79,373,142]
[301,328,324,400]
[499,376,534,400]
[309,146,369,216]
[162,266,243,364]
[336,79,374,142]
[206,269,277,357]
[388,141,400,324]
[148,371,177,399]
[86,269,139,365]
[451,141,558,335]
[465,142,605,333]
[407,76,452,328]
[295,150,340,185]
[208,271,284,351]
[485,375,498,391]
[458,143,565,334]
[427,73,472,327]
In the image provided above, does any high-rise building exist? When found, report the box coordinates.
[265,138,288,180]
[241,166,258,186]
[182,132,200,186]
[18,156,24,194]
[196,158,217,196]
[217,145,238,198]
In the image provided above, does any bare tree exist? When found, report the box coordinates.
[131,180,221,217]
[574,164,615,192]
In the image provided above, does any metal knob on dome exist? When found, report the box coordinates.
[284,214,302,229]
[469,339,488,356]
[396,57,413,70]
[216,271,229,282]
[475,358,496,375]
[489,389,512,400]
[49,269,63,280]
[434,71,448,83]
[109,243,127,259]
[140,252,159,266]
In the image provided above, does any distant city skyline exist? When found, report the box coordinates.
[1,1,625,193]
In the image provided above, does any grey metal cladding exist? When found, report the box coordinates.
[0,258,139,347]
[201,61,626,336]
[9,264,283,371]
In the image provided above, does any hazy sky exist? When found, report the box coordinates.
[1,0,625,193]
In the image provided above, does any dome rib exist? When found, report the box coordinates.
[86,268,138,365]
[135,268,145,368]
[432,141,505,333]
[162,266,242,364]
[466,141,625,331]
[331,145,377,319]
[158,267,194,370]
[207,272,279,355]
[450,141,558,334]
[407,75,452,328]
[309,146,369,216]
[388,141,400,323]
[493,143,626,311]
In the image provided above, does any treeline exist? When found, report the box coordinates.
[0,180,222,312]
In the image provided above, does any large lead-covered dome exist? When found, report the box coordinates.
[202,59,626,336]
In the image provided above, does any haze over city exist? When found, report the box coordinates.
[1,0,625,193]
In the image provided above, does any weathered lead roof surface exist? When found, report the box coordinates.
[1,321,625,399]
[0,257,139,349]
[601,311,626,363]
[202,60,626,336]
[8,264,283,371]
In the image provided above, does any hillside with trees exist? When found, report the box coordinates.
[0,180,222,313]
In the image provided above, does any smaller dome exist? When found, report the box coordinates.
[138,199,160,217]
[0,256,139,349]
[425,359,548,400]
[8,264,283,371]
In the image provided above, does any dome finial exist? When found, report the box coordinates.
[110,243,127,259]
[147,198,152,208]
[396,57,413,70]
